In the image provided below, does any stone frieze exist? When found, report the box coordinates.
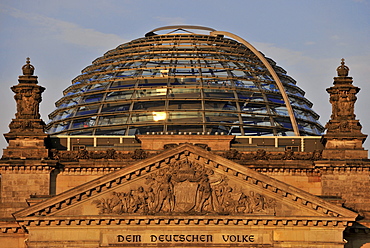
[224,149,322,160]
[50,148,322,161]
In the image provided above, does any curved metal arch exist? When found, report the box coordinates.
[210,31,300,136]
[149,25,216,34]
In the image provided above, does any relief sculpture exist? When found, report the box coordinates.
[330,89,356,119]
[93,157,276,215]
[14,88,43,119]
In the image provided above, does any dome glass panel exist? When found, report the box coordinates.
[46,27,324,136]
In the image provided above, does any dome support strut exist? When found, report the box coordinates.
[210,31,300,136]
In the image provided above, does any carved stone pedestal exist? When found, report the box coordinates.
[322,59,368,160]
[321,144,368,160]
[2,58,48,159]
[2,136,48,159]
[322,130,367,160]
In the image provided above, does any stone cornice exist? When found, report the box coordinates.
[15,215,354,228]
[318,166,370,172]
[254,166,370,175]
[59,167,119,175]
[0,162,56,173]
[254,168,321,175]
[0,222,25,234]
[314,163,370,173]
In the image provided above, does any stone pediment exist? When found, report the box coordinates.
[14,144,357,226]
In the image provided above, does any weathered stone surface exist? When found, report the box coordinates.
[2,59,370,247]
[11,144,356,247]
[322,59,368,160]
[0,160,55,218]
[3,59,47,160]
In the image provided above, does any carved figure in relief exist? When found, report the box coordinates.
[209,177,228,212]
[236,193,251,213]
[31,90,41,115]
[249,192,276,215]
[338,91,355,117]
[146,187,156,212]
[330,90,356,119]
[153,171,175,212]
[14,93,22,118]
[224,187,245,213]
[120,192,132,213]
[93,192,118,214]
[131,186,149,214]
[93,155,277,215]
[110,192,125,214]
[193,175,212,212]
[15,88,42,119]
[251,192,265,213]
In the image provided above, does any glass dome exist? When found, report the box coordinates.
[46,26,324,136]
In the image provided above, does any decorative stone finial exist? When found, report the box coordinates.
[336,58,349,77]
[22,57,35,76]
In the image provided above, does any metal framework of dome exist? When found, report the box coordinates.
[46,25,324,136]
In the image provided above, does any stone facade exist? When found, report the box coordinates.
[0,59,369,248]
[10,145,359,247]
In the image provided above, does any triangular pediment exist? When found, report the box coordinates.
[14,144,357,223]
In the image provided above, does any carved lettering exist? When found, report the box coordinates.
[117,235,141,242]
[107,233,264,245]
[150,235,157,242]
[222,235,255,242]
[149,234,213,243]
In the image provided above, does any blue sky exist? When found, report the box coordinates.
[0,0,369,153]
